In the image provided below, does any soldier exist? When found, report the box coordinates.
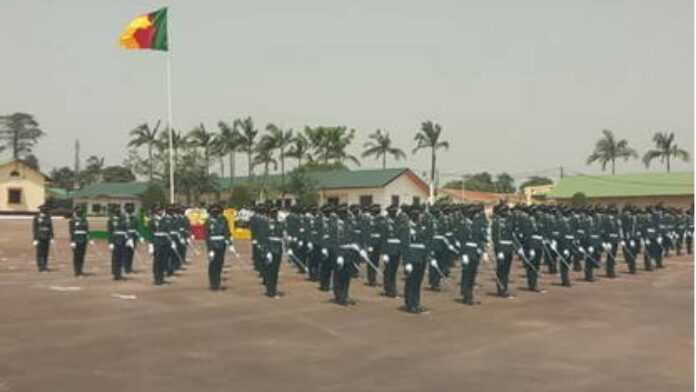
[686,206,694,255]
[249,204,265,284]
[333,203,360,305]
[366,204,385,287]
[318,204,335,292]
[123,203,139,274]
[148,204,170,285]
[517,206,545,292]
[262,207,285,298]
[491,204,515,298]
[643,207,662,270]
[166,204,184,273]
[673,208,685,256]
[32,204,54,272]
[285,205,304,274]
[403,205,429,313]
[555,207,574,287]
[176,205,192,267]
[382,204,402,297]
[205,204,233,291]
[68,205,90,277]
[430,206,459,291]
[107,204,128,281]
[306,205,321,282]
[602,206,621,278]
[620,205,640,274]
[583,208,603,282]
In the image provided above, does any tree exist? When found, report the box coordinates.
[265,123,294,188]
[462,172,495,192]
[101,166,136,183]
[22,154,39,171]
[0,112,45,159]
[586,129,638,175]
[284,168,319,207]
[81,155,105,184]
[187,123,215,175]
[413,121,449,190]
[570,192,589,207]
[235,117,258,177]
[128,120,161,182]
[362,129,406,169]
[227,184,258,209]
[642,131,690,172]
[49,167,76,190]
[253,137,278,184]
[519,176,553,190]
[495,173,516,193]
[217,121,242,179]
[157,128,188,163]
[142,183,167,211]
[286,133,312,168]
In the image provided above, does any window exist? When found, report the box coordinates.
[327,197,339,206]
[359,195,373,207]
[8,189,21,204]
[391,195,400,206]
[412,196,421,206]
[284,198,293,208]
[91,204,102,214]
[108,203,121,213]
[9,170,19,177]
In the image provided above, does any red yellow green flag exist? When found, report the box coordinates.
[119,7,168,51]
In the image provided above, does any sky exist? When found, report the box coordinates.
[0,0,693,184]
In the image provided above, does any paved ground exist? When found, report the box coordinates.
[0,218,693,392]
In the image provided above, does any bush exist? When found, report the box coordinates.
[142,183,167,211]
[570,192,589,207]
[228,184,258,209]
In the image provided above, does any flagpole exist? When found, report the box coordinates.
[166,39,174,203]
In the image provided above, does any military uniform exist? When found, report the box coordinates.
[556,211,574,287]
[403,206,428,313]
[32,206,54,272]
[366,205,386,287]
[148,207,171,285]
[333,206,361,305]
[262,210,285,297]
[601,210,620,278]
[107,208,128,280]
[620,207,640,274]
[205,206,231,290]
[319,208,336,291]
[68,207,90,276]
[123,207,139,274]
[492,208,515,297]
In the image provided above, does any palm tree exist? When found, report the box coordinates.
[286,133,312,168]
[413,121,449,190]
[128,120,161,181]
[585,129,638,175]
[235,117,258,177]
[642,131,690,172]
[187,123,215,175]
[362,129,407,169]
[253,137,278,184]
[157,128,188,163]
[265,123,294,187]
[217,121,242,179]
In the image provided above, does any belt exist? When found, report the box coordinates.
[465,242,477,248]
[564,235,574,240]
[300,228,305,232]
[552,231,560,236]
[39,228,50,231]
[323,235,330,239]
[609,233,618,238]
[577,230,585,234]
[433,235,446,240]
[531,235,543,240]
[445,232,453,236]
[73,230,87,235]
[170,232,180,236]
[269,237,283,242]
[409,243,425,249]
[590,235,600,239]
[387,239,401,244]
[499,240,513,245]
[113,231,127,236]
[210,235,225,241]
[647,229,656,233]
[128,229,138,233]
[370,234,382,238]
[154,232,168,237]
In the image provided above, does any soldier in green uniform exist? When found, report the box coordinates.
[306,206,321,282]
[686,206,694,255]
[491,204,515,298]
[403,204,429,313]
[333,204,360,305]
[176,205,192,267]
[123,203,139,274]
[602,206,620,278]
[620,205,640,274]
[318,204,335,292]
[644,207,661,270]
[263,207,285,298]
[107,204,128,281]
[285,205,304,273]
[430,206,459,291]
[148,204,171,285]
[205,204,233,291]
[382,204,402,297]
[366,204,385,287]
[166,204,184,273]
[555,207,574,287]
[32,204,54,272]
[68,205,90,276]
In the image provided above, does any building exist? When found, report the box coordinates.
[0,159,49,214]
[218,168,430,207]
[547,172,694,209]
[522,184,555,205]
[71,182,149,215]
[438,188,522,214]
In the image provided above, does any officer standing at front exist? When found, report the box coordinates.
[107,205,128,281]
[148,205,169,285]
[68,205,90,277]
[263,207,285,298]
[205,204,232,291]
[123,203,139,274]
[32,204,54,272]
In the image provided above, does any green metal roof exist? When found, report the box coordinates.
[548,172,694,199]
[47,187,72,199]
[71,182,149,199]
[218,168,419,190]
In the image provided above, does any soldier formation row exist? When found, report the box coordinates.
[32,202,693,313]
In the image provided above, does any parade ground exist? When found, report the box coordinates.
[0,219,692,392]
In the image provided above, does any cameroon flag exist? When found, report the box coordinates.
[119,7,168,51]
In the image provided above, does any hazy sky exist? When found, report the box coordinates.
[0,0,693,183]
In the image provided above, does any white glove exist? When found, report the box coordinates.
[529,249,536,258]
[359,250,368,260]
[497,252,504,260]
[551,240,558,250]
[299,241,304,247]
[646,239,651,245]
[190,235,195,241]
[321,248,328,257]
[657,237,663,245]
[588,246,594,253]
[336,256,344,267]
[308,242,314,250]
[126,239,134,248]
[50,239,55,244]
[455,241,461,248]
[430,259,438,268]
[620,241,626,247]
[563,249,570,257]
[382,254,390,263]
[517,249,524,256]
[208,251,215,260]
[109,244,114,250]
[266,252,273,263]
[483,253,489,262]
[368,246,374,253]
[578,246,585,253]
[462,255,470,265]
[148,244,154,254]
[89,240,95,246]
[630,240,635,247]
[70,242,76,249]
[170,242,177,250]
[228,245,237,254]
[405,263,413,273]
[288,249,294,256]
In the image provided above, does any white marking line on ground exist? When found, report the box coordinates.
[49,285,82,292]
[112,293,137,300]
